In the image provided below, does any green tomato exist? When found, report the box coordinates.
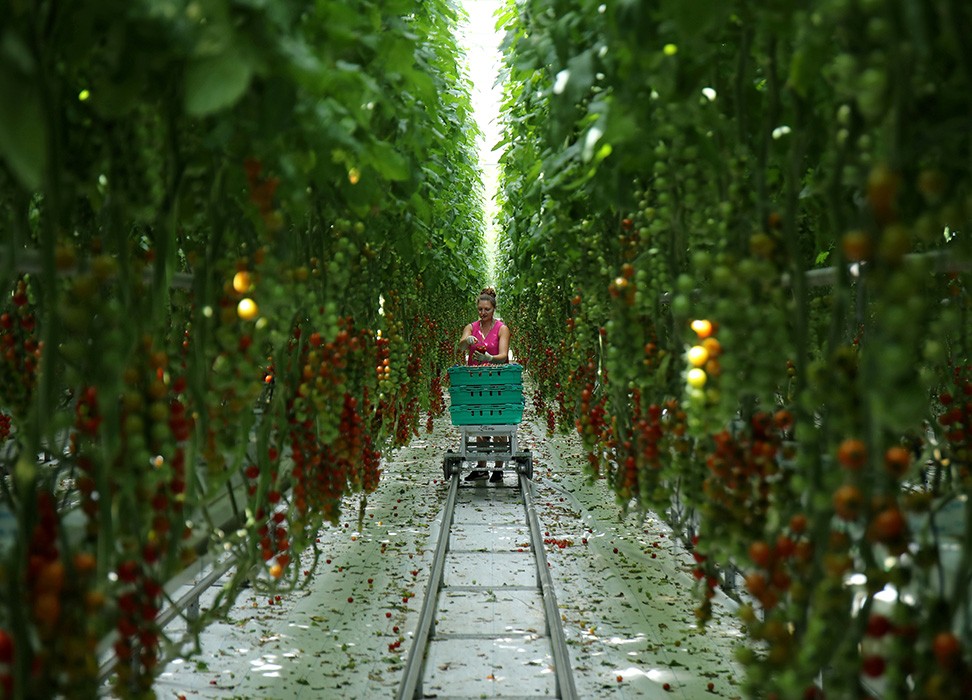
[676,274,695,293]
[671,294,691,318]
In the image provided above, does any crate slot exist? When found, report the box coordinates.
[449,383,524,406]
[448,403,525,425]
[447,363,524,387]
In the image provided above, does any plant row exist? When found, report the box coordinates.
[0,1,484,697]
[496,1,971,698]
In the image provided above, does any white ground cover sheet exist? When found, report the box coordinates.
[151,395,746,699]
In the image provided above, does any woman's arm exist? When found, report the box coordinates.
[457,323,475,349]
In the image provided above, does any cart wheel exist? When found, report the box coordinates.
[442,449,455,480]
[443,455,461,479]
[515,454,533,480]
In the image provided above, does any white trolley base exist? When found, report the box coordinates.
[442,424,533,480]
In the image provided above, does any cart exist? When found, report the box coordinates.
[442,363,533,480]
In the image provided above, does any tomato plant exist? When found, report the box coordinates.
[495,0,972,697]
[0,0,486,696]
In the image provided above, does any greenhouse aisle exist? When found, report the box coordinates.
[152,394,746,699]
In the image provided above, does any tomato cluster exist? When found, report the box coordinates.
[701,412,787,553]
[426,374,445,432]
[376,333,391,385]
[573,359,608,475]
[288,322,371,527]
[25,492,65,690]
[0,278,40,422]
[243,157,282,231]
[14,491,104,699]
[613,389,663,503]
[257,502,290,578]
[71,386,103,529]
[496,0,972,693]
[0,0,485,694]
[937,365,972,480]
[112,559,164,696]
[0,628,10,696]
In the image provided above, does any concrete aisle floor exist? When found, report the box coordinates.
[149,395,746,699]
[421,483,555,698]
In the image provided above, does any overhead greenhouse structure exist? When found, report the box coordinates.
[1,1,970,698]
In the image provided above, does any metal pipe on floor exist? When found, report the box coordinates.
[521,473,579,700]
[396,472,460,700]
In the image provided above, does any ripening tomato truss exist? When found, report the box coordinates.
[493,1,972,698]
[0,1,487,697]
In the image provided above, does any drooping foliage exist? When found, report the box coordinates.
[0,0,485,696]
[496,1,972,697]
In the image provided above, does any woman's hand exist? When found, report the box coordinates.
[472,351,492,364]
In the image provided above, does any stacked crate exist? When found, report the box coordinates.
[447,363,525,425]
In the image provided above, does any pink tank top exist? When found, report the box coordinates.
[467,320,505,366]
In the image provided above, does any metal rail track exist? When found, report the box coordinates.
[397,468,578,699]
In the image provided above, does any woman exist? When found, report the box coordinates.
[457,287,511,482]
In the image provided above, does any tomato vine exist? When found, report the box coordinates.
[496,0,972,697]
[0,0,485,696]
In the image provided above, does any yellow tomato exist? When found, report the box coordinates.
[687,345,709,367]
[237,298,259,320]
[690,319,713,338]
[233,271,253,293]
[686,367,707,388]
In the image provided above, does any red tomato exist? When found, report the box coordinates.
[0,629,12,663]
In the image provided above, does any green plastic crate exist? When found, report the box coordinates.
[448,363,523,387]
[449,403,525,425]
[449,384,524,406]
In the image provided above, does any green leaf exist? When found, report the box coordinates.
[659,0,732,37]
[787,38,828,99]
[563,49,595,105]
[368,141,410,182]
[410,192,431,223]
[184,47,254,117]
[0,66,46,191]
